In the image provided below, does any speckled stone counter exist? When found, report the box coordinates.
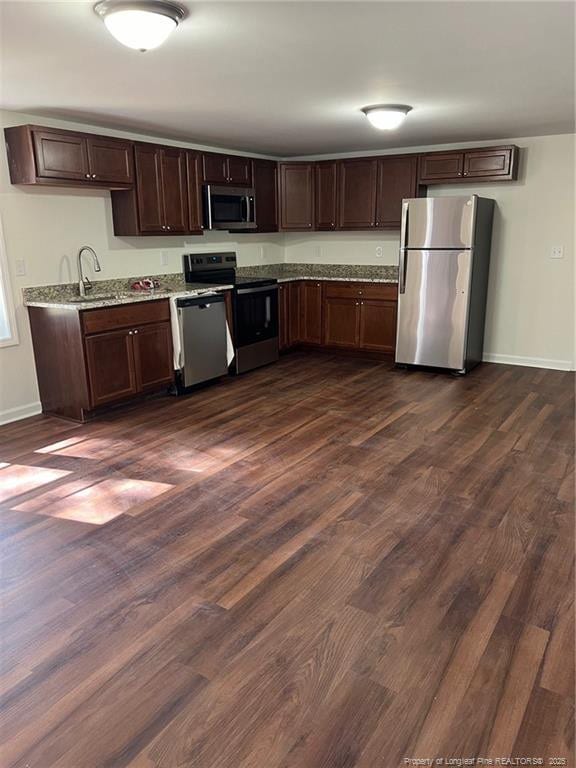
[23,274,232,310]
[237,263,398,283]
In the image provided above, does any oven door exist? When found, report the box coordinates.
[234,285,279,348]
[205,186,257,230]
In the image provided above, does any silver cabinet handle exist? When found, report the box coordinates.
[167,225,171,230]
[85,173,90,178]
[128,330,134,335]
[133,329,139,334]
[91,174,97,179]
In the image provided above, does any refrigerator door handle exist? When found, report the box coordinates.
[400,200,409,249]
[399,249,407,294]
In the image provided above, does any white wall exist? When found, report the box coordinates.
[0,110,573,424]
[0,110,284,423]
[285,133,575,371]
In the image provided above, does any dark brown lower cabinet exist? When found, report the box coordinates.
[278,282,301,350]
[324,297,359,347]
[85,329,138,407]
[28,301,174,422]
[299,282,323,344]
[278,283,290,350]
[358,299,397,352]
[278,280,398,355]
[133,323,174,391]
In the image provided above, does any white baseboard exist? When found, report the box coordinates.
[483,353,575,371]
[0,401,42,426]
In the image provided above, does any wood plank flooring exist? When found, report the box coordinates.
[0,352,574,768]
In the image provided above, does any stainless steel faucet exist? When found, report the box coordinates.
[77,246,102,297]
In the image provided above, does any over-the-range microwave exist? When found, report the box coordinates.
[203,185,257,230]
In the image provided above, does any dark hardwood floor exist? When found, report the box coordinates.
[0,352,574,767]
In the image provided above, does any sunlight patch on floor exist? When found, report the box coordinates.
[0,464,71,504]
[15,477,174,525]
[36,437,135,460]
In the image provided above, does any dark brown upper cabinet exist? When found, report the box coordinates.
[202,153,253,186]
[111,143,190,236]
[375,155,418,229]
[186,151,203,234]
[159,147,188,233]
[419,146,519,184]
[278,163,314,231]
[419,152,464,182]
[85,135,133,185]
[252,159,278,232]
[4,125,133,188]
[337,158,378,229]
[315,161,338,230]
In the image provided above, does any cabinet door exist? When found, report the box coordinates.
[85,330,137,407]
[419,152,464,182]
[135,145,164,233]
[376,155,418,228]
[278,283,290,351]
[161,147,188,233]
[463,147,513,179]
[338,159,378,229]
[359,299,397,353]
[278,164,314,230]
[186,152,203,234]
[324,298,360,348]
[315,161,338,230]
[87,136,133,184]
[227,155,253,186]
[252,160,278,232]
[33,130,90,181]
[299,282,323,344]
[289,281,301,343]
[202,153,228,184]
[132,322,174,391]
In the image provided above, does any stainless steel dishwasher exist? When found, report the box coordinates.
[176,294,229,392]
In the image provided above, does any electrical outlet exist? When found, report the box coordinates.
[550,246,564,260]
[259,246,264,262]
[14,258,26,276]
[160,252,169,267]
[376,246,383,259]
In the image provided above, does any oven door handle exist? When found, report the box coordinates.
[236,285,277,295]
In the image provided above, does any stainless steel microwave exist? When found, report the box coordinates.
[203,185,256,230]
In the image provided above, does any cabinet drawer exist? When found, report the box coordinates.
[82,300,170,335]
[323,282,398,301]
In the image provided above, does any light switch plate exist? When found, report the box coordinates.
[550,246,564,259]
[160,252,169,266]
[15,258,26,276]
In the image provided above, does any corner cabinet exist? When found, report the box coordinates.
[4,125,133,188]
[111,145,203,236]
[28,300,174,422]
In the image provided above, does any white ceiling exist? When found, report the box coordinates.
[1,1,574,156]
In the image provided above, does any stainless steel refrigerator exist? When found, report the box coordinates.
[395,195,495,374]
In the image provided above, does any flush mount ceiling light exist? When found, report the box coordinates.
[361,105,412,130]
[94,0,187,51]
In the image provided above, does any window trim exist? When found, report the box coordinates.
[0,214,19,348]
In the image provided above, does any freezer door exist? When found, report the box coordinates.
[401,196,477,249]
[395,249,473,370]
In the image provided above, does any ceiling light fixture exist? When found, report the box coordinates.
[94,0,187,52]
[361,105,412,130]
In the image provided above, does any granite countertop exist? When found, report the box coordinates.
[23,264,398,310]
[23,275,233,310]
[237,263,398,283]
